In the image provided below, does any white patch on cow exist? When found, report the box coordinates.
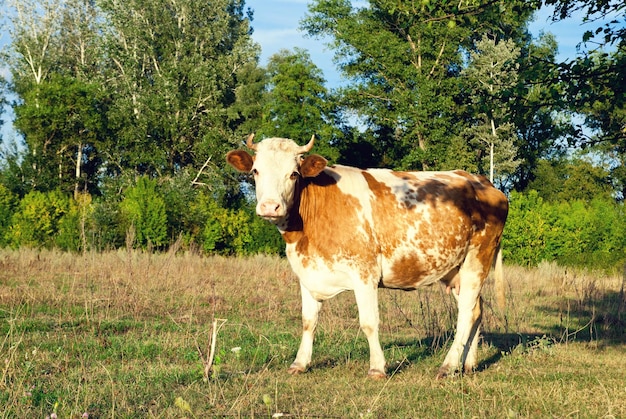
[287,245,365,300]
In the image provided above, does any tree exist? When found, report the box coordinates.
[119,176,168,249]
[6,189,70,248]
[12,73,106,194]
[542,0,625,199]
[301,0,538,171]
[99,0,260,177]
[3,0,262,196]
[259,48,340,161]
[544,0,625,47]
[461,35,522,184]
[565,49,626,199]
[528,154,614,202]
[5,0,107,195]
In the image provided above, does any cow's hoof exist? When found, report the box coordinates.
[287,364,306,375]
[436,367,450,380]
[367,369,387,380]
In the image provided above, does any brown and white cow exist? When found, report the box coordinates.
[226,134,508,379]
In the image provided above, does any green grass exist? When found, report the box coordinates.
[0,249,624,417]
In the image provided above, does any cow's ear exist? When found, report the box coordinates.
[226,150,254,172]
[300,154,327,178]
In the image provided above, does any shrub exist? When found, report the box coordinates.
[0,184,17,247]
[90,197,124,251]
[160,170,200,241]
[119,177,168,249]
[503,190,626,272]
[7,190,70,248]
[55,192,94,252]
[192,192,252,255]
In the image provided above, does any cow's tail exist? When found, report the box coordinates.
[493,243,505,310]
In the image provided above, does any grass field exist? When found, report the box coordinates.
[1,248,625,418]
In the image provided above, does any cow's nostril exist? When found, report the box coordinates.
[260,200,281,216]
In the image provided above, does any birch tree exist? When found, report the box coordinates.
[461,35,522,184]
[6,0,106,194]
[301,0,536,171]
[99,0,260,177]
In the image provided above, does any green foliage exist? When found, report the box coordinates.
[248,210,284,255]
[301,0,538,171]
[545,0,625,46]
[100,0,259,176]
[55,193,94,252]
[460,35,522,182]
[260,48,340,162]
[3,0,260,190]
[12,73,106,194]
[190,192,273,255]
[119,177,168,249]
[202,201,251,255]
[0,184,18,247]
[503,190,626,270]
[90,197,124,251]
[159,170,201,241]
[6,190,71,248]
[528,156,614,202]
[54,199,82,252]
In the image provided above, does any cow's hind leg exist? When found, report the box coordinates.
[438,253,485,379]
[289,284,322,375]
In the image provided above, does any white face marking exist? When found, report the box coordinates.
[251,139,303,221]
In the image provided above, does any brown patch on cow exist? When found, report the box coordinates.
[383,254,430,289]
[282,170,378,281]
[452,170,509,279]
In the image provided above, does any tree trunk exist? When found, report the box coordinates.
[75,142,82,197]
[489,118,497,183]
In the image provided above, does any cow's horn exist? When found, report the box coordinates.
[245,133,257,150]
[297,135,315,154]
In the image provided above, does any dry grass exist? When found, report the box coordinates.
[1,248,625,418]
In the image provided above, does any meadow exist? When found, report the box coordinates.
[1,248,624,418]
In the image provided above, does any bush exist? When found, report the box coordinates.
[119,176,168,249]
[55,192,94,252]
[90,197,124,251]
[160,171,199,241]
[503,190,626,272]
[0,184,17,247]
[190,191,251,255]
[6,190,70,248]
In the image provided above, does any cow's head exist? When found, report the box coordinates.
[226,134,327,223]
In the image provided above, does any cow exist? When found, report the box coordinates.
[226,134,508,379]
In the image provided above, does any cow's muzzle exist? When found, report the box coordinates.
[257,200,285,220]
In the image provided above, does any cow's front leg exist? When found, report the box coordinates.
[354,283,386,379]
[288,283,322,375]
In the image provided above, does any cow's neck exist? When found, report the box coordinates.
[279,171,337,244]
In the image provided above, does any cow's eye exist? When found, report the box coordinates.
[290,171,299,180]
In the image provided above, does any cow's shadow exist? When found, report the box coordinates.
[377,333,539,376]
[383,286,626,375]
[306,287,625,375]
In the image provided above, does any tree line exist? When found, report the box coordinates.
[0,0,624,271]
